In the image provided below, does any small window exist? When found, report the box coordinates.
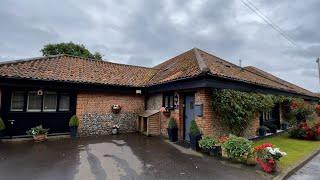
[27,91,42,112]
[43,92,57,112]
[59,93,70,111]
[261,111,272,121]
[11,91,25,111]
[163,93,174,109]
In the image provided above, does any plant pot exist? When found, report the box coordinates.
[70,126,78,138]
[258,128,267,136]
[189,133,201,151]
[281,123,289,130]
[167,128,178,142]
[246,157,257,165]
[209,146,221,157]
[112,127,119,135]
[0,130,5,137]
[33,134,47,142]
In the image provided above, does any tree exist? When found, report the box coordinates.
[41,42,103,60]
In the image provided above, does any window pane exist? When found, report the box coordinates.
[165,96,169,107]
[43,92,57,112]
[27,91,42,112]
[11,91,24,111]
[59,93,70,111]
[170,96,174,108]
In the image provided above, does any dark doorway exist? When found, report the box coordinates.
[184,94,195,141]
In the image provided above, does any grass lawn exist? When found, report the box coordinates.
[253,133,320,170]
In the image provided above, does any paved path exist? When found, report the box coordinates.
[0,134,268,180]
[287,153,320,180]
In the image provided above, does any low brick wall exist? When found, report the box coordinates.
[76,91,144,136]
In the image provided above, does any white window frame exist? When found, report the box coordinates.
[27,91,42,112]
[43,91,57,112]
[59,93,70,111]
[10,91,24,112]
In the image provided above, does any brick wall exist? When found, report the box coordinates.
[195,88,260,138]
[76,91,145,136]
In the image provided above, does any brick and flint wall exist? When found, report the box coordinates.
[76,91,145,136]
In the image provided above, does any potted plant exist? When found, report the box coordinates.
[112,125,120,135]
[167,118,178,142]
[265,123,278,134]
[26,125,49,142]
[280,122,289,130]
[221,135,253,163]
[111,105,121,114]
[0,117,5,137]
[199,136,220,156]
[255,143,286,173]
[69,115,79,138]
[189,120,201,151]
[258,126,269,136]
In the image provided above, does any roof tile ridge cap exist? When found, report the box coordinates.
[62,54,158,70]
[193,48,210,73]
[0,54,63,66]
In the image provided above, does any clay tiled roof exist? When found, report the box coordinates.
[244,66,316,97]
[0,55,157,87]
[0,48,316,98]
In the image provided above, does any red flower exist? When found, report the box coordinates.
[290,102,299,110]
[254,143,273,152]
[257,158,276,173]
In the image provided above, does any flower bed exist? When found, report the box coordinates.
[289,122,320,140]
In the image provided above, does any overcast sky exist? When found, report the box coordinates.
[0,0,319,92]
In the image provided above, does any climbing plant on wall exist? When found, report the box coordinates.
[211,89,299,136]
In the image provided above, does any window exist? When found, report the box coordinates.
[11,91,24,111]
[43,92,57,112]
[261,111,272,121]
[27,91,42,112]
[163,93,174,109]
[59,93,70,111]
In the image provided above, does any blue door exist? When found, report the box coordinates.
[184,94,195,141]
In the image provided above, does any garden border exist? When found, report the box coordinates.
[273,147,320,180]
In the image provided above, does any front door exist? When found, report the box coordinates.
[184,94,195,141]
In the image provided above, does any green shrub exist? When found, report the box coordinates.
[212,89,298,136]
[0,117,5,131]
[69,115,79,127]
[199,136,216,151]
[168,118,177,129]
[189,120,200,136]
[222,135,253,162]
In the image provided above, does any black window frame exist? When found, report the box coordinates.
[9,90,71,113]
[163,93,174,109]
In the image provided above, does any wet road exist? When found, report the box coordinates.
[287,153,320,180]
[0,134,266,180]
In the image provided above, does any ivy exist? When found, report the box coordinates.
[212,89,298,136]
